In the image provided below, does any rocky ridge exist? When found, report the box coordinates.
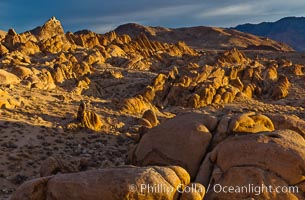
[115,23,294,51]
[235,16,305,51]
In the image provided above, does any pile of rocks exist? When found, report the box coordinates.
[12,112,305,199]
[121,49,293,114]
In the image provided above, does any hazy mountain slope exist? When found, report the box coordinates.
[115,23,294,51]
[235,17,305,51]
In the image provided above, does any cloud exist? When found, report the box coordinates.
[198,4,255,17]
[64,3,200,32]
[66,4,198,24]
[64,0,305,32]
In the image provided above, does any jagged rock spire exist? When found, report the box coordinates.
[30,16,65,41]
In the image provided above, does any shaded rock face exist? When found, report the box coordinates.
[129,113,214,179]
[266,114,305,138]
[39,156,80,177]
[11,66,33,79]
[11,166,195,200]
[196,130,305,200]
[129,112,275,177]
[139,109,159,129]
[29,71,56,90]
[0,43,9,56]
[0,69,20,85]
[271,75,290,100]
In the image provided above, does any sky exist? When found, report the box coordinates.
[1,0,305,33]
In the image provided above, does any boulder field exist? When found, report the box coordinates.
[12,112,305,200]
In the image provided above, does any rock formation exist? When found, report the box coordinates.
[1,17,304,200]
[196,129,305,199]
[11,166,201,200]
[129,113,213,178]
[0,88,23,109]
[120,48,293,115]
[39,156,80,177]
[75,101,103,131]
[129,112,305,199]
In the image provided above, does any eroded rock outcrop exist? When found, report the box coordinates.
[271,75,290,100]
[120,49,293,114]
[196,130,305,199]
[107,33,197,70]
[266,114,305,138]
[0,88,23,109]
[76,102,103,131]
[121,95,158,114]
[0,69,21,85]
[217,48,250,66]
[228,112,274,133]
[210,112,275,147]
[139,109,159,128]
[127,112,305,199]
[39,157,80,177]
[129,113,213,179]
[12,166,195,200]
[31,16,65,41]
[179,183,206,200]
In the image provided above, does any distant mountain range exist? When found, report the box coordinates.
[235,17,305,51]
[115,23,293,51]
[0,18,295,52]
